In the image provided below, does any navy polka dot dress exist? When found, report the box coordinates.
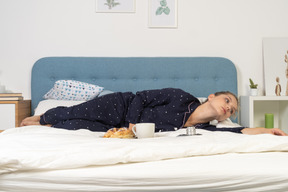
[40,88,244,133]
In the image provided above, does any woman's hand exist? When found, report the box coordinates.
[128,123,135,130]
[241,127,288,136]
[270,128,288,136]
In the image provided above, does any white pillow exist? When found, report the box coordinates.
[210,119,241,128]
[34,99,85,115]
[197,97,207,104]
[98,90,114,97]
[44,80,104,101]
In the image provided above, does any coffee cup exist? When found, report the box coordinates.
[132,123,155,139]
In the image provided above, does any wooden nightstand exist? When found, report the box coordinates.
[0,100,31,131]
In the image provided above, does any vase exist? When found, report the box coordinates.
[250,88,258,96]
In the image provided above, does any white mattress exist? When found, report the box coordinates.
[1,126,288,192]
[1,152,288,192]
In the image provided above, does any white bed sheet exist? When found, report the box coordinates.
[1,126,288,192]
[1,152,288,192]
[1,126,288,174]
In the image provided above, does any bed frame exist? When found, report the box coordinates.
[3,57,288,192]
[31,57,238,114]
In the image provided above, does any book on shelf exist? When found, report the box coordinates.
[0,96,23,101]
[0,93,22,97]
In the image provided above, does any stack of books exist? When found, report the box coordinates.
[0,93,23,101]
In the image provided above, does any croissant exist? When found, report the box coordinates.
[103,128,118,138]
[104,128,135,139]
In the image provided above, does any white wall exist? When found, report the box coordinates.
[0,0,288,99]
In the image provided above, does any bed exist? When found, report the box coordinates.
[0,57,288,192]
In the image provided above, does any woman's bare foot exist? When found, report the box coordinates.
[20,115,41,126]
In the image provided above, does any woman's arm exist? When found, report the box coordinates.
[196,123,287,136]
[241,127,288,136]
[126,88,186,124]
[195,123,245,133]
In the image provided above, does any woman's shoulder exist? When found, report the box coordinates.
[161,87,188,93]
[160,88,196,98]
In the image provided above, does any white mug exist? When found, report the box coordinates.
[132,123,155,139]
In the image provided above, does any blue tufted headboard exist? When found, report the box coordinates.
[31,57,238,115]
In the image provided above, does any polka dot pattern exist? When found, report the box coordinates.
[40,88,245,133]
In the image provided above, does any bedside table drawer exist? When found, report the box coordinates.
[0,100,31,130]
[0,104,16,129]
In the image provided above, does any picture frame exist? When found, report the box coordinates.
[95,0,135,13]
[263,38,288,96]
[148,0,178,28]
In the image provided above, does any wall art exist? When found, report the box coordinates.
[263,38,288,96]
[96,0,135,13]
[148,0,178,28]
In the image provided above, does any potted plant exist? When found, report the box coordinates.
[249,78,258,96]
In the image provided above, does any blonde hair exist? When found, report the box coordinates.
[214,91,238,105]
[201,91,238,119]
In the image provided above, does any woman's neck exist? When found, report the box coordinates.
[184,103,216,127]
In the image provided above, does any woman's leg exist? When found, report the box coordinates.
[40,92,131,128]
[20,115,41,126]
[52,119,110,132]
[21,115,52,127]
[20,115,111,131]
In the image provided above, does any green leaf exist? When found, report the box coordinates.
[249,78,258,88]
[156,7,164,15]
[160,0,167,6]
[163,7,170,15]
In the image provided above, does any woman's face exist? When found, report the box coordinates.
[207,93,238,122]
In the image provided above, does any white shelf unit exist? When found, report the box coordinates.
[240,96,288,133]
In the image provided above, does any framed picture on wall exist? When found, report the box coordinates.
[263,38,288,96]
[95,0,135,13]
[148,0,178,28]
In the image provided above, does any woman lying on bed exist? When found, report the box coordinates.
[21,88,287,136]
